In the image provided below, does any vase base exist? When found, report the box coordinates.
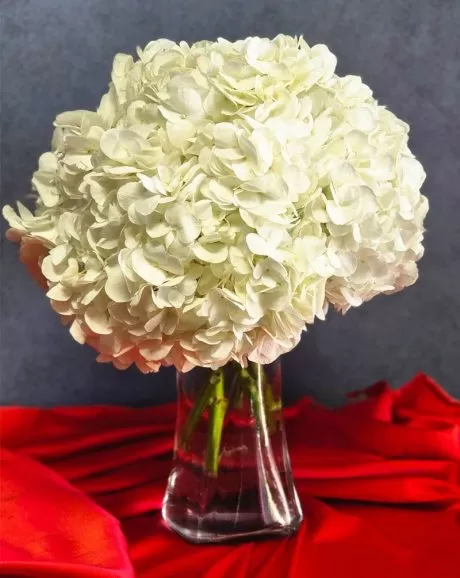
[162,465,303,544]
[162,501,303,544]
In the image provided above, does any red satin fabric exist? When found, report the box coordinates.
[1,373,459,577]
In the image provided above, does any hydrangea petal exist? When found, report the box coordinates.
[105,263,131,302]
[132,249,167,285]
[194,243,228,264]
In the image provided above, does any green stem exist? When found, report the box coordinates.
[205,370,228,476]
[264,380,282,434]
[232,370,245,409]
[179,364,279,477]
[248,363,290,525]
[245,370,263,430]
[264,380,276,434]
[179,376,215,451]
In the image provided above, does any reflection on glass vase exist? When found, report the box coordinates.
[162,360,303,544]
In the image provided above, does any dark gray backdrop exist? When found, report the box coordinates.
[1,0,459,407]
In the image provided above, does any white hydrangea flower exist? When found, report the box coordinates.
[3,35,428,373]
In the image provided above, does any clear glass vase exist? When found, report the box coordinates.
[162,361,303,544]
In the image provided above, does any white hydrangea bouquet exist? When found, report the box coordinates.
[3,36,428,543]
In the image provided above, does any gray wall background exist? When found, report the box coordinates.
[1,0,459,407]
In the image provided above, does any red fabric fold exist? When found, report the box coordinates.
[1,373,459,577]
[0,448,134,578]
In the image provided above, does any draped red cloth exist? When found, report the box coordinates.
[1,373,459,577]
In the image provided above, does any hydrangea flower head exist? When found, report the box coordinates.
[3,36,428,372]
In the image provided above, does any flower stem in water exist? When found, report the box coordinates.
[179,376,215,451]
[205,370,228,476]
